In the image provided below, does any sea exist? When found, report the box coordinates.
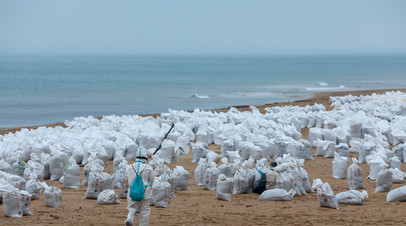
[1,55,406,129]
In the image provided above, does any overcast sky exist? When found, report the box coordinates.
[1,0,405,55]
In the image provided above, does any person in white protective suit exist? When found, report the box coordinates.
[125,147,154,226]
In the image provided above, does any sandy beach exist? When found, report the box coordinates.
[1,88,406,226]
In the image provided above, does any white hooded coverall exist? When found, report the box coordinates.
[125,159,154,226]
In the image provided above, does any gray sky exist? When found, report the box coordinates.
[1,0,406,55]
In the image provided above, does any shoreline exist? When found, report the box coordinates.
[1,88,406,135]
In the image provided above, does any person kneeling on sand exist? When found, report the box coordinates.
[125,147,154,226]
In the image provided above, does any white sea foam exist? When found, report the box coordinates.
[304,85,345,91]
[316,82,328,86]
[191,94,210,99]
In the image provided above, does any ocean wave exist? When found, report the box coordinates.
[191,94,210,99]
[241,92,279,97]
[316,82,328,86]
[304,85,346,91]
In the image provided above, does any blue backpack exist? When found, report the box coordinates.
[129,161,147,202]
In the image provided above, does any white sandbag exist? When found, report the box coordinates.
[216,174,233,201]
[71,150,83,164]
[218,157,236,178]
[332,152,348,179]
[63,163,81,189]
[161,171,177,197]
[20,190,34,216]
[7,174,26,191]
[191,142,207,163]
[387,185,406,202]
[375,167,393,193]
[152,177,171,208]
[97,189,120,205]
[389,168,404,183]
[85,171,102,199]
[221,139,235,156]
[336,143,349,158]
[335,128,350,145]
[124,143,139,161]
[12,161,26,177]
[336,190,368,205]
[359,142,375,163]
[203,163,219,191]
[393,144,404,162]
[26,176,40,200]
[2,189,23,217]
[347,158,365,190]
[44,185,62,208]
[309,128,323,147]
[259,189,296,201]
[275,139,288,158]
[113,162,127,189]
[226,151,242,163]
[206,150,220,163]
[233,168,250,194]
[388,156,402,170]
[119,173,129,199]
[0,159,12,173]
[297,163,313,193]
[350,122,362,139]
[194,158,209,186]
[316,140,335,158]
[315,181,339,209]
[366,155,386,180]
[24,160,44,182]
[48,155,64,181]
[196,126,209,144]
[323,129,337,143]
[157,139,176,164]
[173,166,190,190]
[265,170,277,190]
[290,168,306,195]
[259,140,275,160]
[275,170,292,192]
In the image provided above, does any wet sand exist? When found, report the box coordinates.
[1,88,406,226]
